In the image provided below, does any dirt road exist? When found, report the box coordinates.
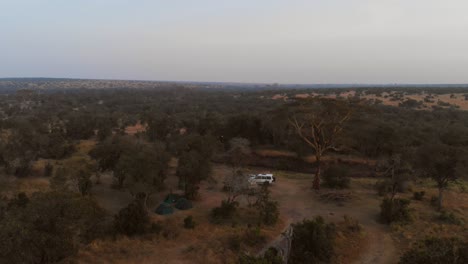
[260,173,399,264]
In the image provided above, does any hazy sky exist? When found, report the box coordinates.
[1,0,468,83]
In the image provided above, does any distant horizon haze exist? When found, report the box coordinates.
[2,1,468,84]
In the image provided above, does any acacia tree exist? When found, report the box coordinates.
[116,142,170,209]
[377,154,412,201]
[288,98,352,190]
[416,143,463,210]
[175,134,218,199]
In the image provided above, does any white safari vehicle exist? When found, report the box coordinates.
[248,173,276,185]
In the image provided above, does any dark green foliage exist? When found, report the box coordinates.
[376,180,393,196]
[114,200,150,236]
[399,237,468,264]
[289,216,336,264]
[243,226,267,247]
[255,184,279,226]
[413,191,425,200]
[183,215,196,229]
[437,211,464,225]
[65,113,96,140]
[77,172,93,196]
[323,164,351,189]
[115,142,170,205]
[149,222,163,235]
[0,191,107,264]
[415,144,462,210]
[380,198,412,224]
[176,134,218,199]
[211,200,238,224]
[176,150,210,199]
[228,234,242,251]
[239,247,282,264]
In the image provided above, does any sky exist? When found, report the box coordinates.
[1,0,468,84]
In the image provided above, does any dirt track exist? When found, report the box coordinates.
[262,173,399,264]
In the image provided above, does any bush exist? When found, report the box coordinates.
[239,247,283,264]
[413,191,425,201]
[150,222,163,235]
[323,165,351,189]
[376,179,412,197]
[183,215,196,229]
[438,211,464,225]
[243,226,267,247]
[228,234,242,252]
[255,184,279,226]
[380,198,411,224]
[114,201,150,236]
[400,237,468,264]
[289,216,336,264]
[375,180,392,196]
[0,191,106,263]
[211,200,238,224]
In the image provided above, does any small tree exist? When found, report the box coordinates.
[0,191,106,263]
[117,142,170,209]
[254,184,279,226]
[62,155,96,196]
[376,154,412,201]
[400,237,468,264]
[114,200,150,236]
[289,216,336,264]
[415,144,462,210]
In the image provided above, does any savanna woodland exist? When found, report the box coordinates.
[0,79,467,264]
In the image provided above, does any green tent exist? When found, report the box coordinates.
[164,193,182,204]
[155,203,174,215]
[175,198,193,210]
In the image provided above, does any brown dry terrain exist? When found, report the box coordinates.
[272,91,468,110]
[1,144,467,263]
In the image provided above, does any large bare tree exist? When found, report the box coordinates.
[289,98,352,190]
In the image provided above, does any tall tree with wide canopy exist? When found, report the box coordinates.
[115,142,170,209]
[288,98,352,190]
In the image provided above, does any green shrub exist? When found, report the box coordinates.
[400,237,468,264]
[183,215,196,229]
[114,201,150,236]
[210,200,238,224]
[323,165,351,189]
[243,226,267,247]
[228,234,241,252]
[380,198,411,224]
[150,222,163,235]
[255,184,279,226]
[289,216,336,264]
[375,180,392,196]
[239,247,282,264]
[413,191,425,201]
[438,211,463,225]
